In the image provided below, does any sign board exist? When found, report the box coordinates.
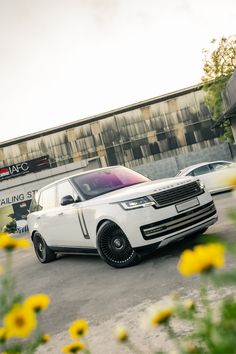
[0,156,51,181]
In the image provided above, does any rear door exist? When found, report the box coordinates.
[33,186,57,245]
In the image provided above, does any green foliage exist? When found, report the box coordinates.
[201,35,236,141]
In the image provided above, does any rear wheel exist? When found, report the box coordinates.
[96,221,141,268]
[33,233,56,263]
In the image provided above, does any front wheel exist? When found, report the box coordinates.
[96,221,141,268]
[33,233,56,263]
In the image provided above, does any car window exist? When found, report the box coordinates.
[29,191,40,212]
[71,166,149,199]
[188,165,211,176]
[209,162,231,171]
[38,186,56,211]
[57,180,77,206]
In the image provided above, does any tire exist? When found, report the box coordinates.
[32,233,56,263]
[96,221,141,268]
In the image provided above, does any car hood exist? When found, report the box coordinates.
[83,176,196,205]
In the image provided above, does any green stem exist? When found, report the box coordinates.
[83,337,91,354]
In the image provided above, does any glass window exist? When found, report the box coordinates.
[38,187,56,211]
[57,180,77,206]
[29,191,40,212]
[189,165,211,176]
[71,166,149,200]
[209,162,230,171]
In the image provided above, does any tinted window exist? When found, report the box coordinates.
[71,166,149,199]
[209,162,230,171]
[57,180,77,206]
[38,187,56,211]
[189,165,211,176]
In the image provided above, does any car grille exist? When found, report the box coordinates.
[151,181,203,207]
[141,201,216,240]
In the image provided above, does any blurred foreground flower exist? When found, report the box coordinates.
[69,319,88,339]
[3,303,37,339]
[0,233,30,251]
[63,341,85,353]
[149,306,173,327]
[178,243,225,276]
[24,293,50,313]
[226,175,236,189]
[40,333,51,343]
[184,298,196,311]
[115,325,128,342]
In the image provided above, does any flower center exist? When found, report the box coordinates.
[15,316,25,327]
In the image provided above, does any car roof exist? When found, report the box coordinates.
[178,160,231,175]
[39,165,123,192]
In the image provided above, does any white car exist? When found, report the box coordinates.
[27,166,217,268]
[176,160,236,194]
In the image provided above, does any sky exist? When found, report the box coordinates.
[0,0,236,142]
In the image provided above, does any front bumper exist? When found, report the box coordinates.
[140,200,216,240]
[120,192,217,248]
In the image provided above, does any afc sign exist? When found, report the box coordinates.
[0,162,29,179]
[0,155,50,181]
[9,162,29,174]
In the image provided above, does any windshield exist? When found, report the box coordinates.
[71,166,149,200]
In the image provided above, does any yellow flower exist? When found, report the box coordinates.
[149,307,173,326]
[184,299,195,311]
[178,243,225,276]
[115,325,128,342]
[69,319,88,339]
[3,304,37,338]
[0,233,30,251]
[16,239,31,248]
[226,175,236,189]
[40,333,51,343]
[62,341,85,353]
[24,294,50,313]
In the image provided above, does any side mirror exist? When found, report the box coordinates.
[60,195,75,206]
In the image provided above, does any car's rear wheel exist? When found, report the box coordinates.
[96,221,141,268]
[33,233,56,263]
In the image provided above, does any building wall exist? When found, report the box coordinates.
[0,86,222,170]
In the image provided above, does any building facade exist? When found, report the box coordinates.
[0,84,224,233]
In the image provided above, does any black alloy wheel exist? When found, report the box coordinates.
[96,221,141,268]
[33,233,56,263]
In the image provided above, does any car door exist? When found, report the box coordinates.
[35,186,58,245]
[51,180,93,248]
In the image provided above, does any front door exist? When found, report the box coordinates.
[51,180,93,248]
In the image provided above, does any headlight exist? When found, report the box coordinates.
[120,196,155,210]
[197,179,205,190]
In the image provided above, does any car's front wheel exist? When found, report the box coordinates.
[96,221,141,268]
[32,233,56,263]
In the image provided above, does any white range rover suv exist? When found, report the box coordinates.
[27,166,217,268]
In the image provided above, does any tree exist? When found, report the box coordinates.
[201,35,236,141]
